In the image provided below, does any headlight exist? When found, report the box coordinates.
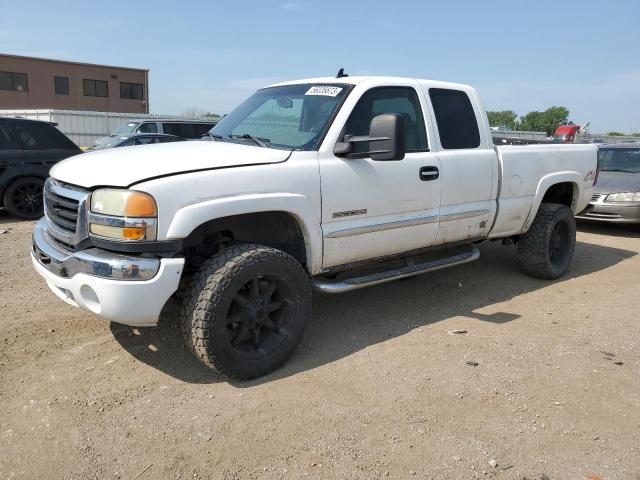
[91,189,157,216]
[606,192,640,203]
[89,189,157,241]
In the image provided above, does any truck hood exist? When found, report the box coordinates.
[594,171,640,195]
[50,141,291,188]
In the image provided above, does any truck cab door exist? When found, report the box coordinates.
[318,84,441,269]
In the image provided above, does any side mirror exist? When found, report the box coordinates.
[333,113,406,161]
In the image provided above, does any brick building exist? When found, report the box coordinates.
[0,53,149,113]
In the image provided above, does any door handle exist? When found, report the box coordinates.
[419,166,439,181]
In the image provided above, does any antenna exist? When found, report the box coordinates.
[335,68,348,78]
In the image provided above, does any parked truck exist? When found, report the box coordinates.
[552,125,582,143]
[32,75,598,379]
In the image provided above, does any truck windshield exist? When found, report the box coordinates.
[598,148,640,173]
[210,84,351,150]
[552,134,568,142]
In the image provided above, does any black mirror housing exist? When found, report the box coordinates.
[333,113,406,161]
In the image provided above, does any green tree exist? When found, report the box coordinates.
[518,111,545,132]
[519,106,570,135]
[487,110,518,129]
[607,131,625,136]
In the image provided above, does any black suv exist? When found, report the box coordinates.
[0,118,81,219]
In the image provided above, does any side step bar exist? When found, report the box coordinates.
[312,245,480,293]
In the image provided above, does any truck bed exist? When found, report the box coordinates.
[489,143,598,238]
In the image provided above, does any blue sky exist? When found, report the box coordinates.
[1,0,638,133]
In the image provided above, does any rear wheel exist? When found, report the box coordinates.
[180,243,311,379]
[517,203,576,279]
[3,177,45,220]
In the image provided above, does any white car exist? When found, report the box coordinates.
[32,75,598,379]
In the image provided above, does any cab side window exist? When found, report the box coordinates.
[343,87,428,153]
[428,88,480,149]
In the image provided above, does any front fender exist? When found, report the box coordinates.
[166,193,323,274]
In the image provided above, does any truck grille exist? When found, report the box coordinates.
[46,189,79,232]
[43,179,89,248]
[590,193,604,203]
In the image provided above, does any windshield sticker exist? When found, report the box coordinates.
[305,86,343,97]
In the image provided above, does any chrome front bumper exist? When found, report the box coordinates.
[31,217,185,327]
[32,218,160,281]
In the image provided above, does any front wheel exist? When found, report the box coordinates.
[180,243,311,379]
[517,203,576,279]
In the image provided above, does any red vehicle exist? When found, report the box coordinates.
[552,125,581,143]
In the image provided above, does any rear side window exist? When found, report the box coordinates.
[9,121,77,150]
[429,88,480,149]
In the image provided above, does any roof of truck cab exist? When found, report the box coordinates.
[267,76,474,91]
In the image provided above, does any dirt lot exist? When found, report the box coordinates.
[1,211,639,480]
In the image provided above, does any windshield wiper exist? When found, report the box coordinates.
[229,133,270,148]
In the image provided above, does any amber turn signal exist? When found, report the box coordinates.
[124,193,157,217]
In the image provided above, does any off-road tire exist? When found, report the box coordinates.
[180,243,311,379]
[517,203,576,279]
[3,177,45,220]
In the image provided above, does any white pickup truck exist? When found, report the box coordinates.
[32,75,598,379]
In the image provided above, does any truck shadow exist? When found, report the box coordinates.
[110,239,636,385]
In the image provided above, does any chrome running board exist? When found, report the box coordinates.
[312,245,480,293]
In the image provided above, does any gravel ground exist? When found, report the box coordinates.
[1,211,639,480]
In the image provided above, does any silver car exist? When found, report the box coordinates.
[577,143,640,223]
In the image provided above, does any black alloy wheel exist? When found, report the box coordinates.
[4,177,45,220]
[225,274,295,357]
